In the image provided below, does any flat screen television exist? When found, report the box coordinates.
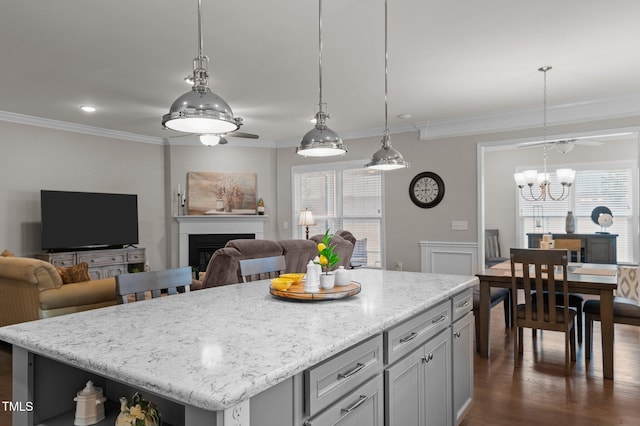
[41,190,139,251]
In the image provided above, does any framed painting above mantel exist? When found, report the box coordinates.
[187,171,257,215]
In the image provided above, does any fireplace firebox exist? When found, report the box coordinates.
[189,233,254,273]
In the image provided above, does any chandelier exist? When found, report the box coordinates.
[513,66,575,201]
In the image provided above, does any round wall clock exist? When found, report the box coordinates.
[409,171,445,208]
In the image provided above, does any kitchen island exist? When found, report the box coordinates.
[0,268,477,426]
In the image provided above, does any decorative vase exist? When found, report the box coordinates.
[565,211,576,234]
[320,272,335,289]
[334,266,351,286]
[215,198,224,212]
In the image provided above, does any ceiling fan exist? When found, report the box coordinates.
[516,136,604,154]
[199,117,259,145]
[515,131,634,153]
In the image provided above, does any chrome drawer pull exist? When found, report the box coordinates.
[454,331,461,338]
[399,332,418,343]
[432,314,447,324]
[422,353,434,363]
[338,362,365,380]
[341,394,371,414]
[457,300,470,308]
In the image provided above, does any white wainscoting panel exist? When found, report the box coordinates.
[419,241,479,275]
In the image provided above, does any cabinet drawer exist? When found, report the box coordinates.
[78,250,125,266]
[384,300,450,365]
[304,375,383,426]
[305,334,383,417]
[48,254,77,267]
[452,288,473,322]
[126,249,145,263]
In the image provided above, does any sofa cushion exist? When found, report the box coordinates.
[39,277,116,311]
[201,246,244,288]
[279,239,317,273]
[56,262,91,284]
[0,256,63,291]
[226,239,283,259]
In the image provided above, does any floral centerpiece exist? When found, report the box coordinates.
[317,229,340,274]
[116,392,161,426]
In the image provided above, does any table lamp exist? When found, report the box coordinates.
[298,208,316,240]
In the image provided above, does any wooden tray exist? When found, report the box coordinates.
[269,281,361,302]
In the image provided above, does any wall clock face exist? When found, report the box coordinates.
[409,172,445,208]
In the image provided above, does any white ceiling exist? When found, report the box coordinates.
[2,0,640,146]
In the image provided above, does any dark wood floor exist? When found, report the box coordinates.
[1,306,638,426]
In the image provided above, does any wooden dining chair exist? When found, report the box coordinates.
[584,265,640,359]
[239,256,286,283]
[534,238,585,343]
[115,267,192,303]
[510,248,576,376]
[485,229,508,267]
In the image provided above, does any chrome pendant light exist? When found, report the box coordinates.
[366,0,408,171]
[162,0,240,134]
[296,0,347,157]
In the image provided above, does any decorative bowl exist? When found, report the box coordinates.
[279,273,305,283]
[271,278,294,291]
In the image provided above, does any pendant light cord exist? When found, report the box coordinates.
[539,66,551,178]
[383,0,389,143]
[318,0,324,112]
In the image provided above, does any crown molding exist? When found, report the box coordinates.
[0,110,164,144]
[416,94,640,140]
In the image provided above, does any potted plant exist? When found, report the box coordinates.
[317,229,340,289]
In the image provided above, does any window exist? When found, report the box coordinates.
[292,160,383,268]
[517,161,637,263]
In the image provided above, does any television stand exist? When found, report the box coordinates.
[36,247,146,279]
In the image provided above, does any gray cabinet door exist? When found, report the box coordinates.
[423,330,451,426]
[385,348,423,426]
[452,312,474,425]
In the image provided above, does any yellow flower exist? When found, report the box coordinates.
[129,404,146,420]
[319,255,328,265]
[317,242,326,251]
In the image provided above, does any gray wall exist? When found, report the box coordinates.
[2,115,639,273]
[166,143,278,267]
[0,121,167,269]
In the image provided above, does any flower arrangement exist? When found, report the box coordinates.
[116,392,161,426]
[317,229,341,274]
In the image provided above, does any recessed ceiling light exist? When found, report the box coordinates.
[80,105,97,113]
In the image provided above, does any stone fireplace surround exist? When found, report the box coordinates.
[175,215,266,268]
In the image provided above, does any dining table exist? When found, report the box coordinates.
[476,261,618,380]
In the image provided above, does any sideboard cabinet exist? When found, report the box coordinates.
[527,233,617,264]
[37,247,146,279]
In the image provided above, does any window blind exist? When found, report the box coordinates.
[518,162,636,263]
[293,161,382,267]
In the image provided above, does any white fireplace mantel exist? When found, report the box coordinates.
[176,215,267,267]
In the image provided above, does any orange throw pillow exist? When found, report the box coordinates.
[1,249,15,257]
[56,262,91,284]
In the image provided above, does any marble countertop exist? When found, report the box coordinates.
[0,268,477,411]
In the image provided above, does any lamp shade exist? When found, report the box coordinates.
[200,134,220,146]
[298,209,316,226]
[162,88,239,134]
